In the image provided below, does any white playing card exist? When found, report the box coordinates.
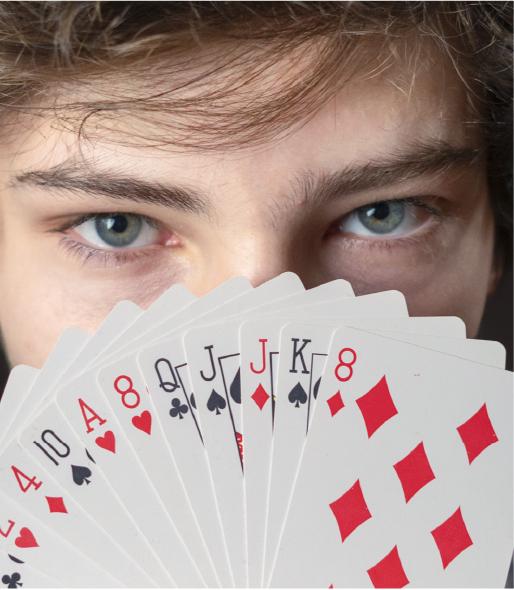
[0,368,158,586]
[50,382,205,586]
[184,282,400,584]
[259,317,506,586]
[0,443,151,586]
[241,313,481,587]
[140,333,234,586]
[238,280,361,585]
[1,297,202,585]
[7,288,209,586]
[0,551,58,588]
[269,327,513,587]
[9,302,142,444]
[0,488,121,587]
[95,299,220,587]
[255,309,496,586]
[2,302,181,585]
[261,290,409,584]
[14,408,177,586]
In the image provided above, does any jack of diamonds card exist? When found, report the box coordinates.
[240,317,292,587]
[269,327,513,587]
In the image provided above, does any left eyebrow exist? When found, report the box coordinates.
[10,157,210,215]
[289,138,483,206]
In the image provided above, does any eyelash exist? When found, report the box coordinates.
[54,197,444,267]
[58,236,157,267]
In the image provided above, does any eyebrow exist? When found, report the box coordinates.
[290,138,483,207]
[12,138,481,213]
[12,160,209,215]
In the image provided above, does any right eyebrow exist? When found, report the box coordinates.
[11,160,210,215]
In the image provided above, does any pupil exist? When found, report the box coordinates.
[107,215,129,233]
[370,202,390,220]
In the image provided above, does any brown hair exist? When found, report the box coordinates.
[0,1,512,261]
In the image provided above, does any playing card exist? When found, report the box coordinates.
[261,290,409,583]
[269,327,513,587]
[0,551,58,588]
[136,277,351,587]
[8,301,142,444]
[95,298,220,587]
[56,281,248,586]
[13,409,175,586]
[0,347,160,586]
[0,488,121,587]
[48,380,205,586]
[0,272,511,589]
[92,276,259,588]
[2,303,183,584]
[0,441,154,586]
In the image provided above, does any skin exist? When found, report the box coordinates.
[0,41,500,369]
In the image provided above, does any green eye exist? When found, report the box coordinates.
[356,201,405,234]
[95,214,143,247]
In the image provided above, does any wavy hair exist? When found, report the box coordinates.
[0,1,511,261]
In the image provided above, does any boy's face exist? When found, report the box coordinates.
[0,42,498,368]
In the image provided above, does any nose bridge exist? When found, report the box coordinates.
[217,229,296,287]
[190,226,300,293]
[186,164,312,292]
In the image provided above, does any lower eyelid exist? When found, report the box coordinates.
[59,236,161,267]
[333,214,444,250]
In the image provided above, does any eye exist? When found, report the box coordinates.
[73,213,160,249]
[335,198,438,238]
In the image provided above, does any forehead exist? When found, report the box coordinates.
[5,35,479,185]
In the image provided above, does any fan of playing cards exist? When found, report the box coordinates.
[0,273,512,588]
